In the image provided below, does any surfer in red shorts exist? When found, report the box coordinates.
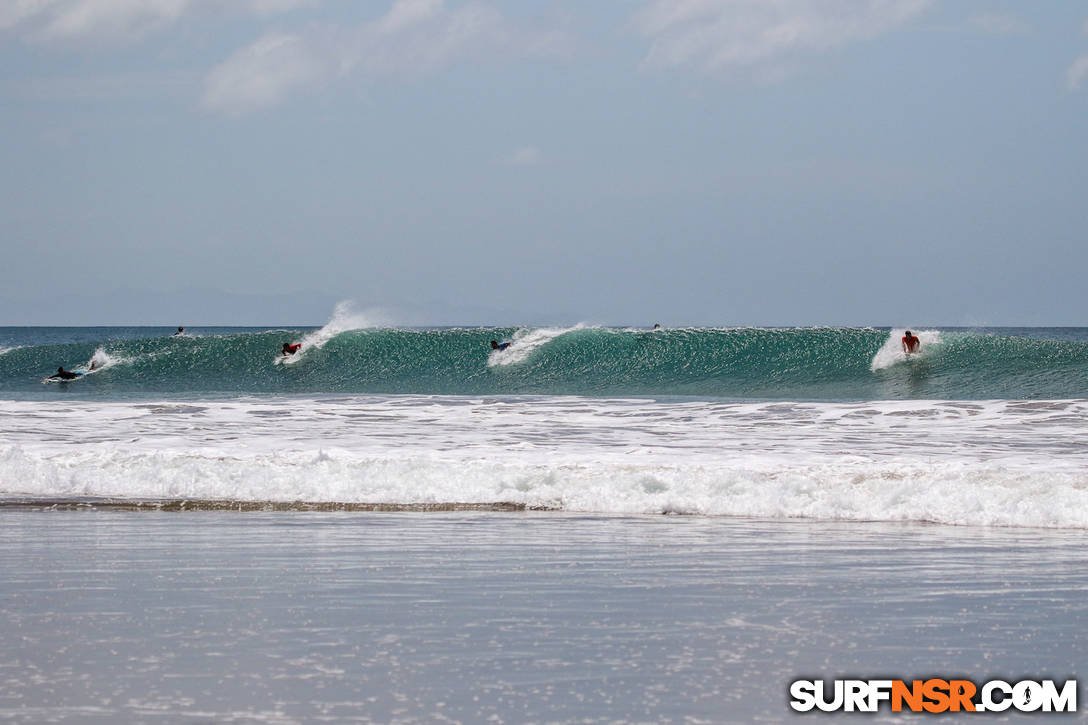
[281,342,302,356]
[901,330,920,354]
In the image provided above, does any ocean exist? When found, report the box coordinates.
[1,314,1087,527]
[1,312,1086,722]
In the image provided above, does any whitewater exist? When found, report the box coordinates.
[2,394,1087,528]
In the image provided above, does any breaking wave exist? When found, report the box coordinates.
[1,324,1086,400]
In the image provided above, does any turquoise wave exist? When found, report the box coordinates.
[1,327,1086,400]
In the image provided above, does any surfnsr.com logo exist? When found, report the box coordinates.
[789,679,1078,713]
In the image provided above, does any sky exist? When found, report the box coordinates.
[1,0,1087,326]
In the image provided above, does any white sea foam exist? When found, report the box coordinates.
[487,324,587,367]
[275,300,388,365]
[870,328,941,371]
[2,396,1087,528]
[86,346,123,372]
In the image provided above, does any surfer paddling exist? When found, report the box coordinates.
[901,330,921,354]
[281,342,302,356]
[46,367,80,380]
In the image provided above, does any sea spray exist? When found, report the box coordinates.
[87,346,124,372]
[487,324,588,367]
[870,329,942,371]
[275,300,389,366]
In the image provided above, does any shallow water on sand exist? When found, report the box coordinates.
[0,512,1083,723]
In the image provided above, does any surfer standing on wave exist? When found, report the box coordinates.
[902,330,921,354]
[282,342,301,356]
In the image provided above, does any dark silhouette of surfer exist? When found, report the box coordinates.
[489,340,511,351]
[47,367,80,380]
[282,342,302,356]
[173,326,185,336]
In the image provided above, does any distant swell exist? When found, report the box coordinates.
[2,326,1087,400]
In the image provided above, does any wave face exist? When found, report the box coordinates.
[2,326,1087,399]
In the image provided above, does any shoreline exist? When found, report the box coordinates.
[2,501,1086,534]
[0,498,550,512]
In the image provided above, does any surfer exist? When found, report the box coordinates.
[653,323,661,330]
[901,330,921,354]
[46,367,80,380]
[489,340,512,351]
[281,342,302,356]
[173,326,185,336]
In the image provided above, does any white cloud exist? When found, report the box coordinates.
[967,12,1027,36]
[0,0,57,31]
[202,33,327,115]
[248,0,315,16]
[378,0,444,33]
[504,146,543,166]
[1067,55,1088,92]
[632,0,931,76]
[38,0,190,42]
[202,0,567,115]
[0,0,312,44]
[1063,17,1088,93]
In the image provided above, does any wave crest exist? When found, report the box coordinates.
[275,300,389,365]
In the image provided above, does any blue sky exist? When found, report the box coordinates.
[2,0,1087,325]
